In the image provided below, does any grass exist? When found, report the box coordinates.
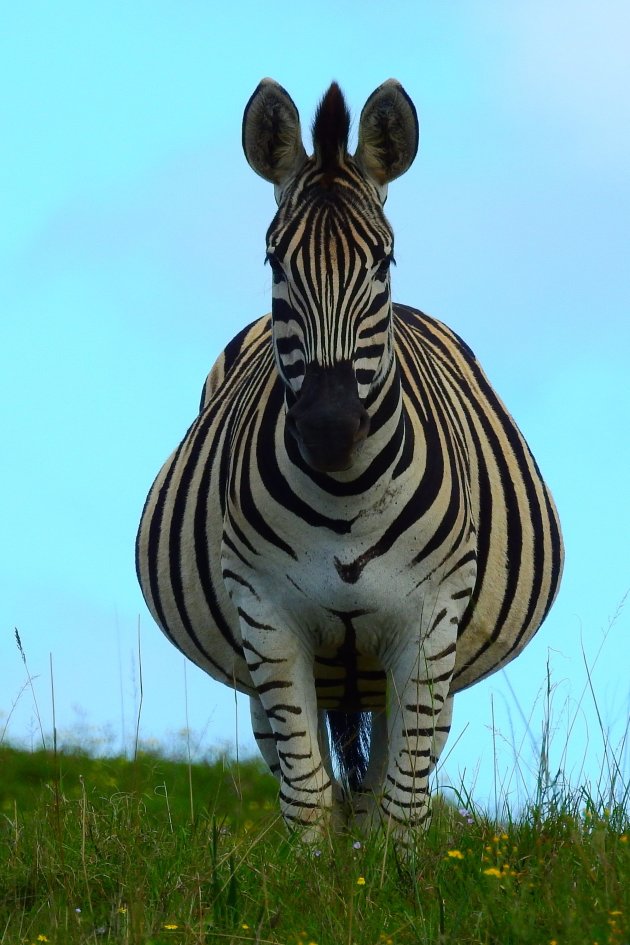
[0,742,628,945]
[3,620,628,944]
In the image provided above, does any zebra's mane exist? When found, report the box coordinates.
[311,82,351,173]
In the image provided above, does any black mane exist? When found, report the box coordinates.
[311,82,350,172]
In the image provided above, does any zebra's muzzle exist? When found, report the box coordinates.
[285,361,370,473]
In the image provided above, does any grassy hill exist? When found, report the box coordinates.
[0,743,627,945]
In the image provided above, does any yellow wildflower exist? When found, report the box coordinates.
[356,876,366,885]
[446,849,465,859]
[483,867,502,877]
[36,938,49,943]
[164,923,179,930]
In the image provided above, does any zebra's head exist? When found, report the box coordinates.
[243,79,418,473]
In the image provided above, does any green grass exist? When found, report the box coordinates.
[0,743,628,945]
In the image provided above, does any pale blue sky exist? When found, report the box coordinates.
[2,1,628,807]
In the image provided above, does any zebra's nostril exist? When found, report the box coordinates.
[355,410,370,443]
[285,411,298,438]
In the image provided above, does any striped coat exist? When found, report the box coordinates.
[137,79,563,844]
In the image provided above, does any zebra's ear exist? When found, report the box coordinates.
[355,80,419,189]
[242,79,307,197]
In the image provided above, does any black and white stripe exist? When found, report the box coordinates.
[136,80,563,844]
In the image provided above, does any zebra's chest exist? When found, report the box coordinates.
[220,421,473,658]
[222,493,431,653]
[290,527,413,602]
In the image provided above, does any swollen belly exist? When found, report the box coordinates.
[314,646,386,711]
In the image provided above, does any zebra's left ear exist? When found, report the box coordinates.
[355,80,419,191]
[242,79,307,201]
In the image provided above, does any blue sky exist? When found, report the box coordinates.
[2,2,629,808]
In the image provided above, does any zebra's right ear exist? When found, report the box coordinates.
[355,79,419,192]
[242,79,307,200]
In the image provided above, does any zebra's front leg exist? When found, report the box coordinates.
[250,695,281,779]
[242,626,335,842]
[379,634,457,844]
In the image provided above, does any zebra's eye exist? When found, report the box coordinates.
[374,255,395,283]
[266,252,286,284]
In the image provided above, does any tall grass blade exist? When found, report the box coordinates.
[14,628,46,751]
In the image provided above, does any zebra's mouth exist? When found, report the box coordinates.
[285,361,370,473]
[296,433,367,473]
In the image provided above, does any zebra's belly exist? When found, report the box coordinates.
[279,555,401,712]
[314,646,386,711]
[223,524,464,711]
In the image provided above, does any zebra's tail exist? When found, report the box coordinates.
[326,710,371,792]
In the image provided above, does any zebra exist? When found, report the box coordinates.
[136,78,563,845]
